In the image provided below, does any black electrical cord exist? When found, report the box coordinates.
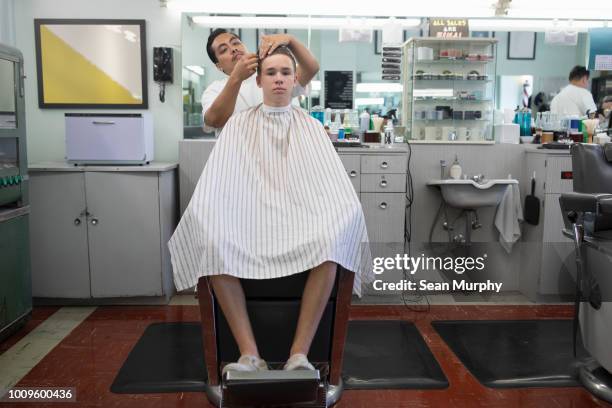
[401,138,430,312]
[159,83,166,103]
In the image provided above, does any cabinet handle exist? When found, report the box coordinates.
[379,202,388,209]
[350,170,357,177]
[380,180,388,187]
[92,121,115,125]
[90,218,99,225]
[380,161,389,169]
[74,218,81,226]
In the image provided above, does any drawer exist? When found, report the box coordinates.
[361,155,407,174]
[65,113,151,162]
[360,193,405,243]
[361,174,406,193]
[339,154,360,193]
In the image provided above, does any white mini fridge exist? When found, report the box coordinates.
[65,113,154,165]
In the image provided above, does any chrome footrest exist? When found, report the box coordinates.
[222,370,324,407]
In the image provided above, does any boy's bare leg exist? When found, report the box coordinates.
[210,275,259,357]
[290,261,338,356]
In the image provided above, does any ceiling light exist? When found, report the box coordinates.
[469,18,607,32]
[191,15,421,30]
[169,0,497,18]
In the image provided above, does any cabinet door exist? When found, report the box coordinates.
[539,193,575,295]
[360,193,405,243]
[544,156,573,194]
[29,172,91,298]
[85,172,162,297]
[0,213,32,326]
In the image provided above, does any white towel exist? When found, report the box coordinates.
[168,104,372,295]
[494,184,524,254]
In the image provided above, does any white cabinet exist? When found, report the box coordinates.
[521,152,575,300]
[338,149,407,244]
[28,163,177,303]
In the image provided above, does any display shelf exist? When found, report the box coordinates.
[411,78,492,82]
[402,37,497,144]
[412,118,489,122]
[415,59,494,64]
[414,98,492,103]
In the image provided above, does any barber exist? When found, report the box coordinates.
[550,65,597,118]
[202,29,319,135]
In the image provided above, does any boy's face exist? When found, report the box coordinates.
[256,54,297,106]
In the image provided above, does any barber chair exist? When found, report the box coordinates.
[196,266,354,407]
[559,143,612,403]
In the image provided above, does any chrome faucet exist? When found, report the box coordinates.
[472,174,486,183]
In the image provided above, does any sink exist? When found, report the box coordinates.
[427,179,518,209]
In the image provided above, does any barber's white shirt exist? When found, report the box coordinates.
[201,75,308,135]
[550,84,597,117]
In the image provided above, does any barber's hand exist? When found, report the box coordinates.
[259,34,294,59]
[230,53,258,81]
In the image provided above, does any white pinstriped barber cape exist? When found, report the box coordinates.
[168,104,372,295]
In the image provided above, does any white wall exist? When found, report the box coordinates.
[14,0,183,163]
[0,0,16,46]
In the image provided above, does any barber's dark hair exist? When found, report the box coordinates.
[569,65,589,82]
[256,46,297,75]
[206,28,240,64]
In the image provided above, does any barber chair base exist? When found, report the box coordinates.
[579,358,612,403]
[204,377,343,407]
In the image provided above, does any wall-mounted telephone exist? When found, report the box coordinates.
[153,47,173,102]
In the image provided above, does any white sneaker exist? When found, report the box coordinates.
[283,353,315,371]
[222,355,268,377]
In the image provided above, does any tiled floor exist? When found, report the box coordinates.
[0,303,611,408]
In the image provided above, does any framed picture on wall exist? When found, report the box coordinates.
[34,19,148,109]
[507,32,537,60]
[256,28,288,51]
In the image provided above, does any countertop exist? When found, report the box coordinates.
[29,162,178,172]
[522,144,572,155]
[336,143,409,153]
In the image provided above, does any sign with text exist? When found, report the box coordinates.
[324,71,354,110]
[429,18,469,38]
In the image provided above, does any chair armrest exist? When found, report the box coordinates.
[601,197,612,215]
[559,193,612,214]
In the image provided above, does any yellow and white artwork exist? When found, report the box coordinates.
[35,20,147,108]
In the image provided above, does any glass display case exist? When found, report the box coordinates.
[401,37,497,143]
[0,43,31,343]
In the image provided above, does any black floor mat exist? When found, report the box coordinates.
[342,320,448,389]
[432,319,588,389]
[111,320,447,393]
[110,322,207,393]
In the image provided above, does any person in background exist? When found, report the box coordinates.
[550,66,597,118]
[201,29,319,135]
[530,92,550,116]
[597,95,612,132]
